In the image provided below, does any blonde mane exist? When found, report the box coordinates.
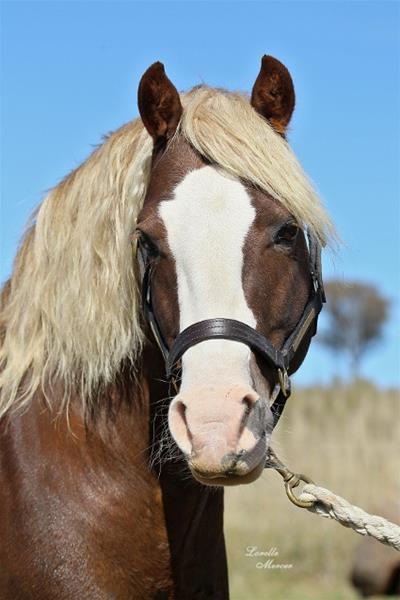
[0,86,334,418]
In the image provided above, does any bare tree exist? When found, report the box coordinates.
[318,280,389,375]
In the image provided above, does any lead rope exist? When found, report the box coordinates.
[266,448,400,552]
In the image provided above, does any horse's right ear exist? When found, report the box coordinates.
[138,62,183,146]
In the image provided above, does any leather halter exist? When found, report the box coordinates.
[136,231,325,428]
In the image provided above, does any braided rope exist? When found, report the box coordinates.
[299,484,400,551]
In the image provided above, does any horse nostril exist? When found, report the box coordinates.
[168,398,193,455]
[175,399,186,419]
[241,391,259,419]
[175,400,192,438]
[239,393,258,436]
[242,395,253,417]
[242,390,259,408]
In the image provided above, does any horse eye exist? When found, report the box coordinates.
[137,230,159,257]
[275,223,299,245]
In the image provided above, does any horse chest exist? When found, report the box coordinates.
[0,412,175,600]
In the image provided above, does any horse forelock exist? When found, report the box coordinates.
[0,85,334,418]
[179,86,335,246]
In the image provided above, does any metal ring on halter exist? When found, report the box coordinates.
[265,447,315,508]
[284,473,315,509]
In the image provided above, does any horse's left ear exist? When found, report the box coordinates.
[138,62,183,146]
[251,55,295,135]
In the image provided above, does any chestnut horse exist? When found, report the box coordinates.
[0,57,333,598]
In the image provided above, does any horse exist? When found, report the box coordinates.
[0,56,333,599]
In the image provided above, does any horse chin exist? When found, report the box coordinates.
[189,458,266,487]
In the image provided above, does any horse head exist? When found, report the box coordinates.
[135,58,326,486]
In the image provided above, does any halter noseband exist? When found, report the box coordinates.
[136,231,325,428]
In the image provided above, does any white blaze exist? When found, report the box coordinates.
[159,166,256,389]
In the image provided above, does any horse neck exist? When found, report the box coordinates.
[3,341,229,597]
[68,342,167,465]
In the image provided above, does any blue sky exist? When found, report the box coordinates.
[1,1,399,386]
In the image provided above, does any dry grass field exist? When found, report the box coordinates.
[224,380,400,600]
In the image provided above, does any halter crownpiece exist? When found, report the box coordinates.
[136,230,325,429]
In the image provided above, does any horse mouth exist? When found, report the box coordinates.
[190,461,265,487]
[188,437,268,486]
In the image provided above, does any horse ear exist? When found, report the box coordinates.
[251,55,295,135]
[138,62,183,145]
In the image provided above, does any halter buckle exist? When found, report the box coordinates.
[278,368,291,398]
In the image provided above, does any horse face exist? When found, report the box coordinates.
[137,60,311,486]
[137,137,312,486]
